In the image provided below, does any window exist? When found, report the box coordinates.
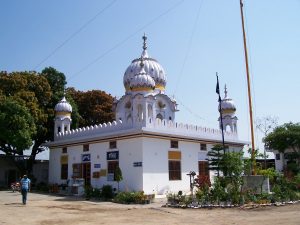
[61,164,68,180]
[200,143,207,151]
[276,153,281,160]
[168,151,181,180]
[72,163,82,178]
[170,140,178,148]
[107,161,119,181]
[83,144,89,152]
[169,161,181,180]
[62,147,67,154]
[109,141,117,149]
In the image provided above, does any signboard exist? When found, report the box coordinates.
[94,164,101,169]
[99,169,107,177]
[93,172,100,178]
[82,154,91,162]
[133,162,142,167]
[107,151,119,160]
[60,155,68,164]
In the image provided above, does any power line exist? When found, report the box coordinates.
[174,95,216,126]
[33,0,117,70]
[173,0,204,96]
[67,0,185,82]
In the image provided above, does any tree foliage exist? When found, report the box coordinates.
[0,67,115,174]
[0,68,69,172]
[207,144,224,177]
[264,122,300,154]
[0,98,36,155]
[67,88,114,127]
[114,166,123,192]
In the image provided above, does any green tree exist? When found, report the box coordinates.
[0,98,36,155]
[67,88,114,127]
[207,144,224,177]
[0,69,78,173]
[222,151,244,204]
[114,166,123,192]
[264,122,300,169]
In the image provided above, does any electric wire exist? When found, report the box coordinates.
[171,0,209,125]
[67,0,185,82]
[173,0,204,95]
[33,0,117,70]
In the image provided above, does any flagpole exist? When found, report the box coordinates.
[240,0,256,174]
[216,73,226,156]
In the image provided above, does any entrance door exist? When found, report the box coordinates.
[197,161,210,187]
[82,163,91,186]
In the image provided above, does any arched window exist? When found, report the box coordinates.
[225,124,231,132]
[137,104,143,121]
[148,104,153,118]
[58,126,61,133]
[156,113,163,120]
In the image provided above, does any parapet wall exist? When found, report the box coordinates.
[54,118,238,142]
[146,118,238,141]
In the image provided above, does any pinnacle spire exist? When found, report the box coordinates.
[141,33,149,58]
[142,33,147,50]
[224,84,228,98]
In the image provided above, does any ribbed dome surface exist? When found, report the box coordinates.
[54,96,72,112]
[129,65,155,91]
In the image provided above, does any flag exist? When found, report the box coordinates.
[216,73,220,95]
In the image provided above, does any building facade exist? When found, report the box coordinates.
[47,35,246,195]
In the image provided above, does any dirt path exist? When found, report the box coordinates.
[1,191,299,225]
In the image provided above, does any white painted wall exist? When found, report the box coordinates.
[48,147,62,184]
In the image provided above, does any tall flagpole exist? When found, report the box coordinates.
[240,0,256,174]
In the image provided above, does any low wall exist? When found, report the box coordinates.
[242,175,270,193]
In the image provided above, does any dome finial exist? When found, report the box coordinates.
[224,84,228,98]
[142,33,147,51]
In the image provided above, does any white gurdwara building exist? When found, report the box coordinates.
[47,35,246,195]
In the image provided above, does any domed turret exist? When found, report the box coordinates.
[124,34,167,93]
[219,85,236,114]
[55,96,72,113]
[129,58,155,93]
[54,96,72,138]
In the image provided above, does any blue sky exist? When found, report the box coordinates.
[1,0,300,157]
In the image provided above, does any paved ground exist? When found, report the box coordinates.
[1,190,300,225]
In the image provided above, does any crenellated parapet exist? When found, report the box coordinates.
[54,117,238,142]
[145,118,238,141]
[54,120,132,141]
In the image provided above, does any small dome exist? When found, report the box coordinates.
[219,85,236,113]
[55,96,72,113]
[124,34,166,92]
[129,60,155,92]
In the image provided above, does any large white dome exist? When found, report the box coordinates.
[123,35,166,92]
[54,96,72,113]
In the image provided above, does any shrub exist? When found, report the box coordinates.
[114,191,145,204]
[101,185,113,200]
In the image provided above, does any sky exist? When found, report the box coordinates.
[1,0,300,159]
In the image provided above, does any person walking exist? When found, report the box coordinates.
[20,175,31,205]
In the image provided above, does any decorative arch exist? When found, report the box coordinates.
[156,113,163,120]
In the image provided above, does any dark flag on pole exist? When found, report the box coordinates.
[216,73,221,102]
[216,74,220,95]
